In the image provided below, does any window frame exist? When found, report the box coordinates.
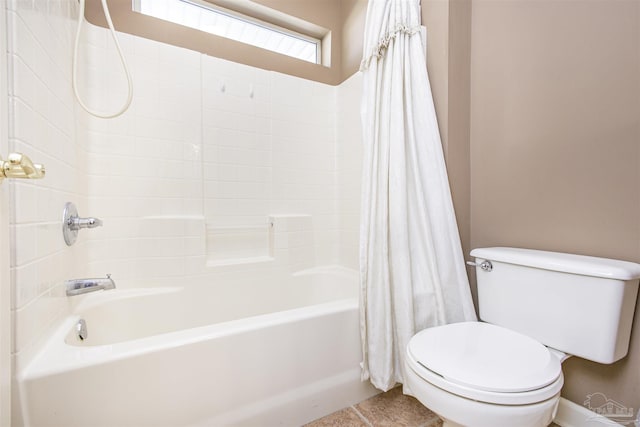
[132,0,323,65]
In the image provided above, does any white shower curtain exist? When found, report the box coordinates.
[359,0,477,392]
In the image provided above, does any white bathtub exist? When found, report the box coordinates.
[17,266,377,427]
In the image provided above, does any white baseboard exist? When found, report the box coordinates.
[554,397,628,427]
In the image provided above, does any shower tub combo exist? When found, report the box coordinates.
[17,266,375,427]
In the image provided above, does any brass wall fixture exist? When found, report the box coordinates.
[0,153,45,183]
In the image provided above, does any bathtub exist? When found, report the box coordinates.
[17,266,377,427]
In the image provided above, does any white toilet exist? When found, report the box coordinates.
[404,247,640,427]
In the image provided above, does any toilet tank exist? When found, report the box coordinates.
[471,247,640,364]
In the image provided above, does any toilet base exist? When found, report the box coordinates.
[404,361,560,427]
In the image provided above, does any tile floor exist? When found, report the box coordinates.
[304,386,561,427]
[304,387,441,427]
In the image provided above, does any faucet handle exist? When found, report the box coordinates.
[62,202,104,246]
[70,216,103,230]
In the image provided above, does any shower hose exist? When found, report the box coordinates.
[72,0,133,119]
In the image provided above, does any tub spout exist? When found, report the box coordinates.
[66,274,116,296]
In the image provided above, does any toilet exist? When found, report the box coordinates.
[404,247,640,427]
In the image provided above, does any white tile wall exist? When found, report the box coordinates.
[6,0,86,363]
[202,54,340,266]
[337,73,363,269]
[270,214,316,272]
[76,24,205,288]
[83,24,348,281]
[201,54,272,231]
[6,10,364,369]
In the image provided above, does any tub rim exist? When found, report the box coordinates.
[19,295,358,380]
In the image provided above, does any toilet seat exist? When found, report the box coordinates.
[406,322,564,405]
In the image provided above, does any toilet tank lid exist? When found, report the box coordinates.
[470,247,640,280]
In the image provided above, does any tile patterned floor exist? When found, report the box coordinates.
[304,387,442,427]
[304,386,562,427]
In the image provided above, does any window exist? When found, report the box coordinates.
[133,0,322,64]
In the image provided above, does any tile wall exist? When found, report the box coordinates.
[6,8,363,368]
[77,27,205,287]
[6,0,87,367]
[201,54,339,267]
[79,22,357,286]
[337,73,363,270]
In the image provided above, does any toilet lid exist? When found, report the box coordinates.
[408,322,562,393]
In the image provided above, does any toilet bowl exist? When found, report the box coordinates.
[404,247,640,427]
[405,322,563,427]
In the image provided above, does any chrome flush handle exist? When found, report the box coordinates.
[466,260,493,272]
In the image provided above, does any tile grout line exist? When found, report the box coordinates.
[350,405,374,427]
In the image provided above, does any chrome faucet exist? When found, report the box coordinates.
[62,202,103,246]
[66,274,116,296]
[68,216,103,230]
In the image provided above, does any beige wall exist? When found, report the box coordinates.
[340,0,367,78]
[444,0,472,268]
[470,0,640,412]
